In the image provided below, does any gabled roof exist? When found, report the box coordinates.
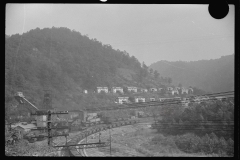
[11,122,37,130]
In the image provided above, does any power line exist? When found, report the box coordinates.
[132,122,234,130]
[155,120,235,122]
[67,119,234,156]
[126,121,234,126]
[151,128,234,131]
[152,125,234,127]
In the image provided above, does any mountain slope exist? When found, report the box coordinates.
[5,27,162,114]
[149,54,234,93]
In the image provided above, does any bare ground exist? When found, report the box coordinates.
[84,123,214,157]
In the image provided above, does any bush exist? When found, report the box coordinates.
[173,133,233,156]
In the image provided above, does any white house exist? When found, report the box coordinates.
[150,88,158,92]
[140,88,148,93]
[149,98,156,101]
[127,87,138,93]
[112,87,124,94]
[159,97,172,102]
[97,87,108,93]
[83,90,88,94]
[181,87,189,94]
[158,88,164,92]
[167,87,173,91]
[171,89,179,95]
[116,97,129,104]
[135,97,145,103]
[159,98,165,101]
[188,88,194,94]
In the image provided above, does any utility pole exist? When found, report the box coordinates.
[14,92,69,146]
[109,128,112,156]
[99,132,101,143]
[43,90,52,110]
[45,90,52,146]
[153,113,157,125]
[47,110,52,146]
[31,110,69,146]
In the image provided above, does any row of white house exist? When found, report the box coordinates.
[115,95,221,106]
[115,96,183,104]
[83,86,194,95]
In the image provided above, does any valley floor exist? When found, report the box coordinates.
[84,123,217,157]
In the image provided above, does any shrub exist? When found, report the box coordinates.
[173,133,233,156]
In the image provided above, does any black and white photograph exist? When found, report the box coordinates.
[5,3,235,157]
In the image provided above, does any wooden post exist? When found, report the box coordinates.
[47,110,52,146]
[99,132,101,143]
[109,128,112,156]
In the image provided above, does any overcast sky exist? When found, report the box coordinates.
[6,4,234,65]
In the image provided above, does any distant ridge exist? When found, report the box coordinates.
[150,54,234,93]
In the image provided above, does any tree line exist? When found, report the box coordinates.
[152,100,234,156]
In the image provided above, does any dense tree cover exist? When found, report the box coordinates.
[153,101,234,156]
[5,27,199,123]
[156,101,234,139]
[151,132,233,156]
[174,132,234,156]
[153,70,160,79]
[6,27,175,121]
[150,54,234,93]
[5,27,152,117]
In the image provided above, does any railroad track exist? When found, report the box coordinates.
[66,117,154,156]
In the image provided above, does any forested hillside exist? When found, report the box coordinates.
[149,54,234,93]
[152,100,234,156]
[5,27,165,115]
